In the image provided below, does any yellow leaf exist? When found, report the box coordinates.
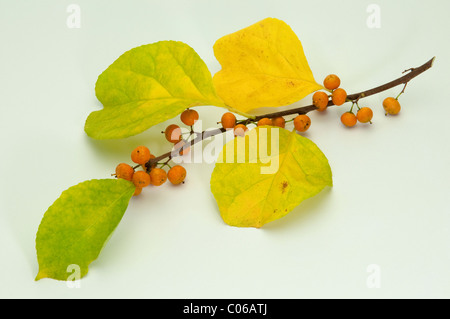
[213,18,324,113]
[210,127,332,228]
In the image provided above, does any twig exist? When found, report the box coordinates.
[146,57,435,167]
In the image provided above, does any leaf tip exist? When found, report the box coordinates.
[35,270,47,281]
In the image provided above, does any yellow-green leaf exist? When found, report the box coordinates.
[35,179,135,281]
[213,18,323,113]
[85,41,225,139]
[210,127,332,228]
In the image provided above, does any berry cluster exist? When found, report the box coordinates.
[313,74,360,127]
[220,111,290,135]
[163,108,200,155]
[113,109,203,196]
[340,95,402,128]
[162,109,199,155]
[312,74,348,111]
[114,145,187,196]
[314,73,402,128]
[220,112,311,135]
[340,105,374,128]
[327,72,372,128]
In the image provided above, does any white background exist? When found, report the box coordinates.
[1,0,449,298]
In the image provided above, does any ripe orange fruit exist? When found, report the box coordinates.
[115,163,134,181]
[272,116,286,128]
[149,168,167,186]
[332,88,347,106]
[323,74,341,90]
[221,112,236,129]
[131,146,151,165]
[179,145,190,155]
[340,112,357,127]
[174,140,190,156]
[233,124,248,137]
[356,107,373,123]
[257,118,273,126]
[293,115,311,132]
[132,171,151,188]
[312,91,329,112]
[180,109,199,126]
[383,97,401,115]
[164,124,182,143]
[167,165,187,185]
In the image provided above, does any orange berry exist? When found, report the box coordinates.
[257,118,273,126]
[340,112,357,127]
[131,146,151,165]
[115,163,134,181]
[221,112,236,129]
[233,124,248,137]
[167,165,187,185]
[293,115,311,132]
[174,140,190,156]
[356,107,373,123]
[383,97,401,115]
[323,74,341,90]
[180,109,199,126]
[149,168,167,186]
[133,187,142,196]
[272,116,286,128]
[164,124,182,143]
[332,88,347,106]
[312,91,329,111]
[179,145,190,156]
[132,171,151,188]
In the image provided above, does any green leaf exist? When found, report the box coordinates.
[35,179,135,281]
[210,127,332,228]
[85,40,225,139]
